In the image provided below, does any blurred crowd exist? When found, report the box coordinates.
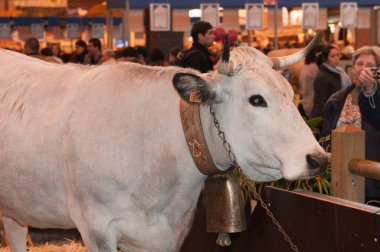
[20,36,175,67]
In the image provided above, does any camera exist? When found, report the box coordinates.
[371,67,380,79]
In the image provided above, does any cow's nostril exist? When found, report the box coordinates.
[306,154,319,170]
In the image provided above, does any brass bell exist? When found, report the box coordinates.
[204,170,247,233]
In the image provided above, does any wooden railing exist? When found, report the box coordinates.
[349,158,380,181]
[331,125,380,203]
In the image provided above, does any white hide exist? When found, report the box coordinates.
[0,47,326,252]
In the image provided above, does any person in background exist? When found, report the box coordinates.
[263,43,273,55]
[116,46,145,64]
[322,46,380,206]
[24,38,62,64]
[182,21,215,73]
[40,47,63,64]
[70,40,87,64]
[85,38,102,65]
[299,44,326,118]
[311,45,351,117]
[50,43,62,61]
[149,48,167,66]
[341,40,355,60]
[168,46,182,66]
[101,49,116,65]
[135,46,149,65]
[24,37,43,60]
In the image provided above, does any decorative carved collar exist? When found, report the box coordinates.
[179,99,220,175]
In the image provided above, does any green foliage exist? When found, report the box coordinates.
[305,116,323,136]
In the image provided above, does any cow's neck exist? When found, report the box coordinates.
[199,104,232,172]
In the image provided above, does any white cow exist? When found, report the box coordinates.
[0,36,327,252]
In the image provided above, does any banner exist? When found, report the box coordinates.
[245,4,264,30]
[201,3,219,28]
[302,3,319,29]
[150,3,171,31]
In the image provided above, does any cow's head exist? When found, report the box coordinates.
[173,35,327,182]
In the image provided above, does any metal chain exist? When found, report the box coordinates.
[209,105,237,166]
[209,104,299,252]
[249,183,299,252]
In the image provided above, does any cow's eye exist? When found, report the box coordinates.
[249,95,267,107]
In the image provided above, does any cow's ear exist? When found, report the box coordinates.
[172,73,216,104]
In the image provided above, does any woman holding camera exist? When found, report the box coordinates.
[322,46,380,206]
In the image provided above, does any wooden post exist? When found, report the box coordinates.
[331,125,365,203]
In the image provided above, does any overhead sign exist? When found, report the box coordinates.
[246,4,264,30]
[0,23,10,39]
[67,23,79,39]
[340,2,358,28]
[92,23,105,38]
[150,3,171,31]
[201,3,220,28]
[31,23,44,39]
[302,3,319,29]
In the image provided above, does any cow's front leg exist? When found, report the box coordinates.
[75,222,118,252]
[2,216,28,252]
[70,208,118,252]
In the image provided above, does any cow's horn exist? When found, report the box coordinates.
[271,32,320,70]
[217,34,234,75]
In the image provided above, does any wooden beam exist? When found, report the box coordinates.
[349,158,380,181]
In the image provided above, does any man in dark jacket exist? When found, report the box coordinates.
[182,21,215,73]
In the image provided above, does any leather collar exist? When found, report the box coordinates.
[179,99,220,175]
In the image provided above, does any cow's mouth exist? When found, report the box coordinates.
[243,163,282,182]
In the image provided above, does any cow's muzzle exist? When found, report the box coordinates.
[306,153,328,176]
